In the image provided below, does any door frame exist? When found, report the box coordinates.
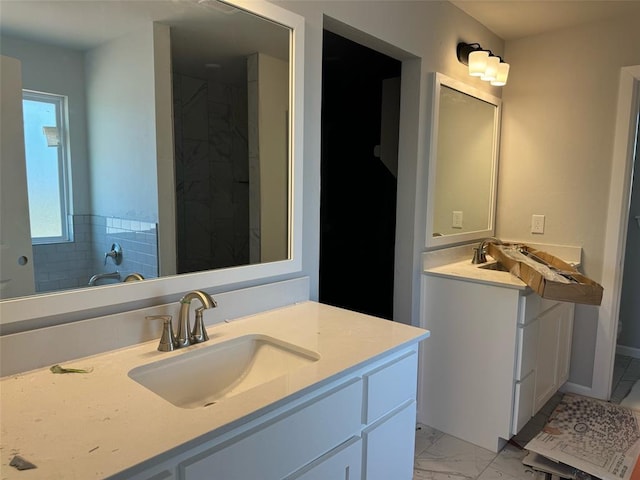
[593,65,640,400]
[322,16,422,326]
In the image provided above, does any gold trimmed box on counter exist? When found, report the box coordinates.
[487,243,603,305]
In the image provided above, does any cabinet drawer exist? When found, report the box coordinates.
[520,293,559,325]
[179,378,362,480]
[284,436,362,480]
[512,371,535,435]
[364,350,418,423]
[515,321,538,381]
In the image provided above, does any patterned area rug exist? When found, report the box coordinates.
[525,393,640,480]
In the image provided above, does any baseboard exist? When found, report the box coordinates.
[561,382,602,400]
[616,345,640,359]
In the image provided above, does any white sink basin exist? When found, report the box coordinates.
[128,334,320,409]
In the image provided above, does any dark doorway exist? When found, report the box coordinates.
[320,30,402,320]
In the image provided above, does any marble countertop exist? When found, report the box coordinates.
[0,301,428,479]
[424,255,528,290]
[422,242,582,290]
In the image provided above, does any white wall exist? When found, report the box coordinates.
[275,0,504,327]
[498,16,640,386]
[85,24,159,222]
[258,54,289,263]
[0,36,91,214]
[247,52,290,264]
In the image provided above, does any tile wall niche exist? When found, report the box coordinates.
[32,214,158,293]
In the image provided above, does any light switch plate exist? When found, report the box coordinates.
[452,211,463,229]
[531,214,545,234]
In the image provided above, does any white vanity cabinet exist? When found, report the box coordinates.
[118,348,419,480]
[419,275,574,452]
[530,299,575,413]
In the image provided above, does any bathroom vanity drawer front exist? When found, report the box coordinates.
[284,436,362,480]
[515,320,539,381]
[512,371,535,435]
[179,378,363,480]
[363,350,418,424]
[520,293,559,325]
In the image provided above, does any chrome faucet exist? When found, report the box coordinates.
[177,290,217,348]
[88,270,121,286]
[472,237,504,264]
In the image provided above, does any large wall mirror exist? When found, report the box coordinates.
[425,72,501,248]
[0,0,304,330]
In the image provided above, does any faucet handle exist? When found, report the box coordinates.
[104,243,123,266]
[471,246,487,264]
[191,307,209,344]
[146,315,176,352]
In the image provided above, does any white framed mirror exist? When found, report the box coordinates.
[425,72,501,248]
[0,0,304,330]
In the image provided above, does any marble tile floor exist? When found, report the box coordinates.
[610,354,640,403]
[413,354,640,480]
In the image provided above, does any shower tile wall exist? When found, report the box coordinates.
[32,215,93,293]
[173,73,250,273]
[32,214,158,293]
[96,216,159,280]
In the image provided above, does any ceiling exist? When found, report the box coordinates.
[450,0,640,41]
[0,1,289,82]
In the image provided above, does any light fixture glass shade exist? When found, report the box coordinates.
[491,62,510,86]
[468,50,488,77]
[481,56,499,81]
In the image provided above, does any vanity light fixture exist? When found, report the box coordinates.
[456,42,510,87]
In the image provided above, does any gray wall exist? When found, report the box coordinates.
[275,0,640,391]
[497,16,640,385]
[0,35,90,214]
[85,24,158,222]
[617,125,640,351]
[275,0,505,329]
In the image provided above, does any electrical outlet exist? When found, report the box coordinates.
[531,214,545,234]
[452,211,463,229]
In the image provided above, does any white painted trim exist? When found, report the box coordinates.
[593,65,640,400]
[425,73,501,249]
[616,345,640,360]
[560,381,595,398]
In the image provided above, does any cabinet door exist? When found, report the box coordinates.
[555,302,575,386]
[534,305,561,413]
[364,351,417,423]
[364,401,416,480]
[286,437,362,480]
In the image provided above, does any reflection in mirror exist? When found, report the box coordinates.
[426,72,501,248]
[0,0,291,301]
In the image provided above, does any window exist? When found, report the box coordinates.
[22,90,72,243]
